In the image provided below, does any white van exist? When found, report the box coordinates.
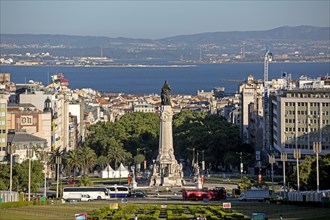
[239,190,270,201]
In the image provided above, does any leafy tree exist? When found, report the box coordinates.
[0,164,9,190]
[85,112,159,161]
[237,177,252,191]
[15,160,44,193]
[308,154,330,190]
[97,155,109,170]
[134,154,145,165]
[173,110,251,170]
[83,110,248,174]
[0,179,6,190]
[290,155,314,190]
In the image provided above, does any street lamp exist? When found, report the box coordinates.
[240,152,243,179]
[313,142,322,193]
[136,147,145,173]
[196,151,199,165]
[268,154,275,193]
[7,143,16,201]
[143,149,151,171]
[197,150,205,171]
[55,156,62,199]
[187,147,195,166]
[235,152,243,179]
[293,148,301,191]
[280,152,287,197]
[26,148,34,201]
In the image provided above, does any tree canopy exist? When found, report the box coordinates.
[85,111,252,171]
[290,154,330,190]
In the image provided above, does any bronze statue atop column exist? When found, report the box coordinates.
[161,80,171,106]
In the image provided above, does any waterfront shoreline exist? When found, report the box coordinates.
[1,60,329,68]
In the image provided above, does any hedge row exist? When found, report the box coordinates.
[0,201,34,209]
[87,204,249,220]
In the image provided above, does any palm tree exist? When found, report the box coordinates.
[65,149,81,180]
[79,175,93,186]
[97,155,109,170]
[78,146,96,175]
[107,146,132,170]
[49,147,64,179]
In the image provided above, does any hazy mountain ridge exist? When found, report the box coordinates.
[1,26,328,47]
[159,26,329,45]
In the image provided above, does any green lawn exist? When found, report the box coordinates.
[0,202,106,220]
[1,200,329,220]
[231,202,330,220]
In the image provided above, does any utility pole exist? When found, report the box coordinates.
[240,152,243,179]
[280,153,287,197]
[8,143,16,201]
[27,148,34,201]
[313,142,322,192]
[268,154,275,194]
[293,148,301,191]
[42,151,48,198]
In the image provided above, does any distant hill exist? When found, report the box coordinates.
[159,25,330,45]
[1,26,329,60]
[1,26,328,47]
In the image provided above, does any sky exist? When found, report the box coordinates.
[1,0,329,39]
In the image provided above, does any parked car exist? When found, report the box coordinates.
[130,191,147,198]
[67,179,76,184]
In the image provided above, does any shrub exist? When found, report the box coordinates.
[0,201,33,209]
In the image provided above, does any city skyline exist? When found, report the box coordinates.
[1,0,329,39]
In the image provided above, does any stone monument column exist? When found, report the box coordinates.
[150,81,182,187]
[157,105,175,162]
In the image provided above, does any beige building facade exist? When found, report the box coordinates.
[271,89,330,158]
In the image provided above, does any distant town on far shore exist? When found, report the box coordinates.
[1,26,329,66]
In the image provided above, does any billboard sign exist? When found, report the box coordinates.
[74,214,87,220]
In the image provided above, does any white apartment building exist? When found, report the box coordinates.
[132,101,156,113]
[19,91,70,152]
[239,75,264,144]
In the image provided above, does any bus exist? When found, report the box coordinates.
[106,185,130,197]
[63,187,110,200]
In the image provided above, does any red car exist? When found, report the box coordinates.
[182,187,227,201]
[67,179,76,184]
